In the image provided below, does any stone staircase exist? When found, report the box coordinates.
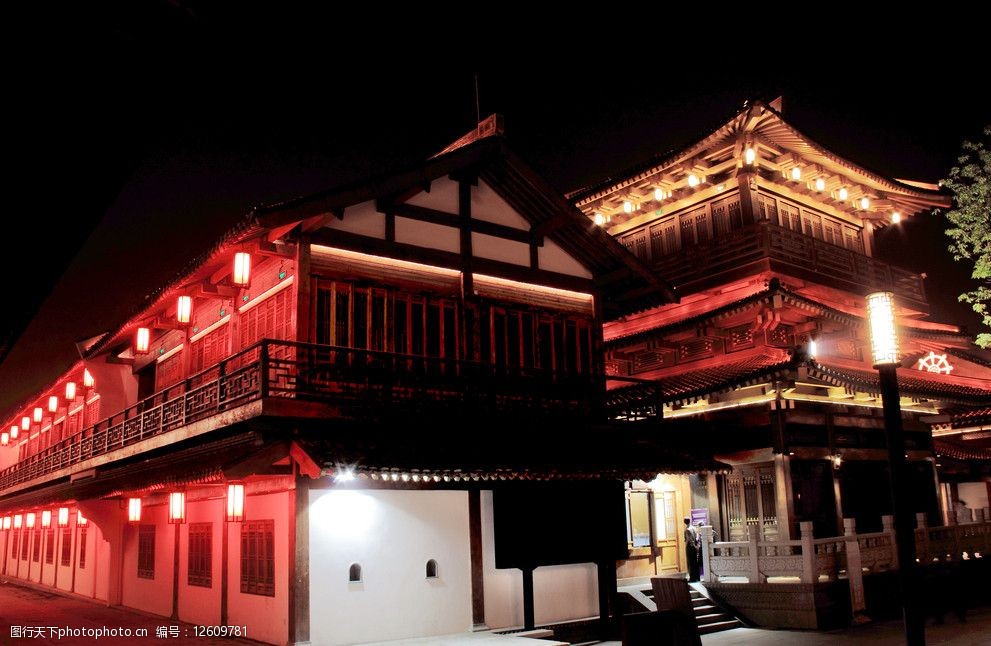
[640,583,743,635]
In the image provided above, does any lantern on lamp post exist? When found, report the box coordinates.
[226,483,245,522]
[865,291,923,645]
[168,492,186,524]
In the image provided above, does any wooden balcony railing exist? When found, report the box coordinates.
[650,221,926,305]
[0,340,665,492]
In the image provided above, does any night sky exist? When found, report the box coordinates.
[2,4,988,414]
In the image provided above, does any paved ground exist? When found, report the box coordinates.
[0,581,258,645]
[2,578,989,645]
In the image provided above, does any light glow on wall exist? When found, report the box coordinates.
[838,187,849,201]
[592,212,605,226]
[790,166,802,181]
[891,212,902,224]
[623,201,632,213]
[860,196,870,210]
[226,483,245,522]
[168,492,186,524]
[866,291,899,366]
[233,252,252,287]
[311,490,379,541]
[815,178,826,191]
[128,498,142,523]
[58,507,69,527]
[687,173,700,187]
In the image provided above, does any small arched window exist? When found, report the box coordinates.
[349,563,362,583]
[425,559,438,578]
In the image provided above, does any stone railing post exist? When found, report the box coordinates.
[844,518,869,623]
[748,524,764,583]
[800,521,815,584]
[881,514,898,570]
[915,512,929,563]
[701,525,716,584]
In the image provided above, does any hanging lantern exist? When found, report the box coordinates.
[127,498,142,523]
[814,178,826,192]
[26,512,36,529]
[65,382,77,401]
[10,425,18,440]
[41,510,52,528]
[790,166,802,181]
[33,408,43,423]
[168,492,186,524]
[58,507,69,528]
[860,196,870,210]
[49,396,59,413]
[744,147,756,165]
[177,296,192,324]
[838,187,849,201]
[14,514,22,529]
[233,252,252,287]
[2,516,10,530]
[1,432,8,446]
[226,483,245,522]
[83,369,95,388]
[21,416,31,430]
[77,511,88,526]
[687,173,700,187]
[135,328,150,355]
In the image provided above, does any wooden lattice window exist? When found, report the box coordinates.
[60,527,72,566]
[10,530,18,560]
[240,520,275,597]
[137,525,155,580]
[21,530,29,560]
[45,528,55,564]
[78,527,87,569]
[32,530,40,562]
[156,352,184,390]
[240,289,293,349]
[190,324,230,374]
[187,522,212,588]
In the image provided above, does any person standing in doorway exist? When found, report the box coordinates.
[684,517,700,582]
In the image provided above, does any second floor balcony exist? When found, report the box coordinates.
[0,339,661,494]
[632,220,926,310]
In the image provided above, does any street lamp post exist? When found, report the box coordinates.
[866,291,925,645]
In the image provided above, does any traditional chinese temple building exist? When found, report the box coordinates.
[572,99,991,567]
[0,118,714,644]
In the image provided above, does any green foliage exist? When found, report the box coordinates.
[943,126,991,348]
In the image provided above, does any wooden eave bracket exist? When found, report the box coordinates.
[290,441,322,479]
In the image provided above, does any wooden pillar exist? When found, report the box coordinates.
[521,566,535,630]
[798,521,814,584]
[289,471,310,645]
[294,236,312,344]
[773,453,794,541]
[171,522,181,620]
[737,171,758,225]
[70,523,77,594]
[468,489,487,630]
[220,517,229,625]
[2,529,7,576]
[596,559,615,636]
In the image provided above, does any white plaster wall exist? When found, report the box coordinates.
[472,232,530,267]
[227,490,290,646]
[538,240,593,279]
[407,178,459,213]
[177,498,223,627]
[309,489,472,646]
[121,504,174,617]
[395,216,460,253]
[480,491,599,628]
[327,200,385,238]
[958,483,990,515]
[472,181,531,229]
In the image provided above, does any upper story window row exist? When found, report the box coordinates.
[617,190,865,264]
